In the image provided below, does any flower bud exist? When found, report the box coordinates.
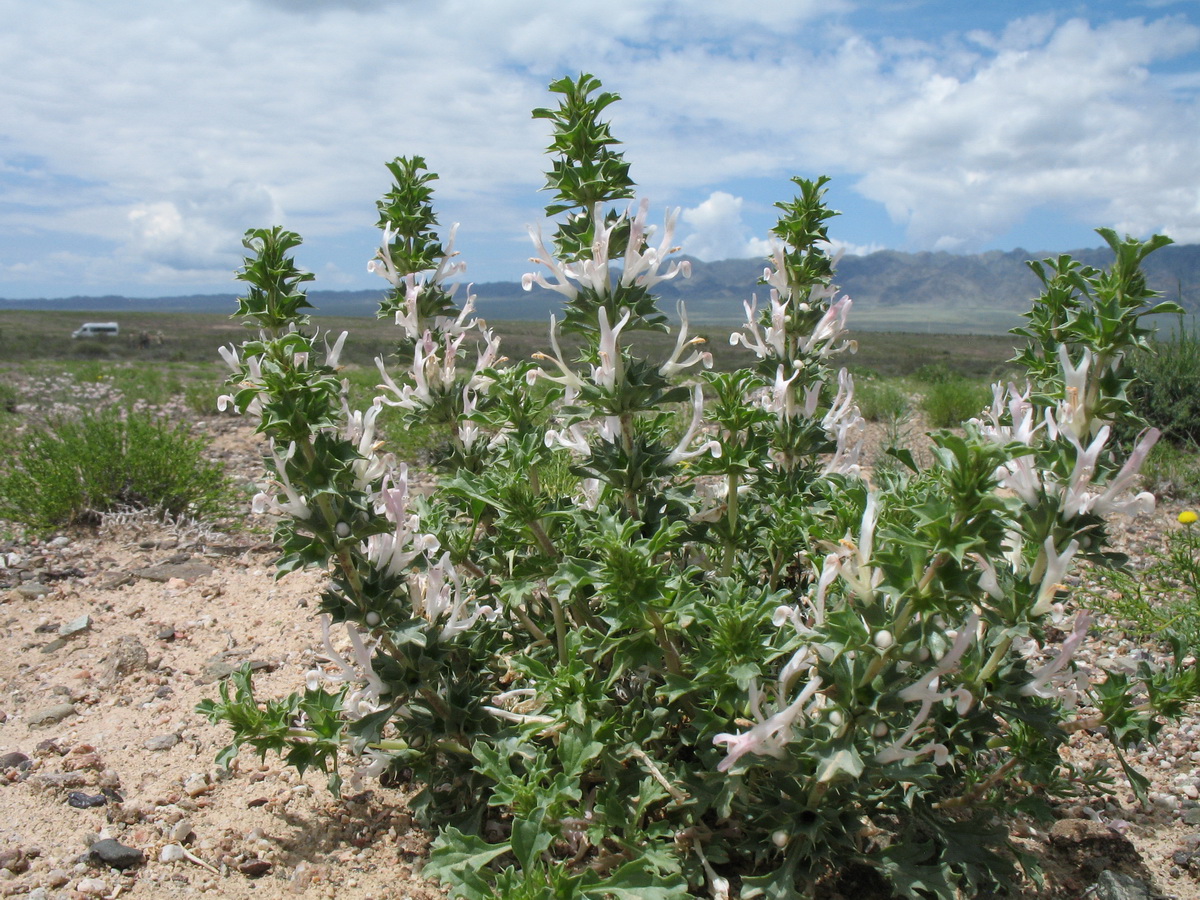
[873,722,889,738]
[365,611,381,627]
[771,830,790,848]
[336,522,352,538]
[873,630,894,650]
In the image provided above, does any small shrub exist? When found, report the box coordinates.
[920,378,992,428]
[1127,322,1200,446]
[1084,514,1200,648]
[0,408,230,533]
[1139,440,1200,501]
[855,378,910,423]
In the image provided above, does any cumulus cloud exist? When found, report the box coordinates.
[681,192,772,261]
[0,1,1198,295]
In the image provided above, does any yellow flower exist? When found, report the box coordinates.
[1178,510,1198,525]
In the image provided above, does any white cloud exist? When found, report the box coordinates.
[681,192,772,261]
[0,1,1199,296]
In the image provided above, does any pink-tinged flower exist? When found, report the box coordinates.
[1032,536,1080,616]
[315,616,388,718]
[408,552,498,640]
[1020,611,1092,698]
[621,200,692,291]
[365,466,440,578]
[544,424,591,456]
[253,441,311,520]
[665,385,722,465]
[522,226,580,301]
[591,307,631,391]
[659,301,712,378]
[714,676,824,772]
[528,315,584,391]
[876,612,978,766]
[1046,344,1093,441]
[729,295,770,357]
[803,295,854,357]
[764,364,800,419]
[1062,425,1110,519]
[1091,427,1159,517]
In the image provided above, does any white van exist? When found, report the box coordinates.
[72,322,120,339]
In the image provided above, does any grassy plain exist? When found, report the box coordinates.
[0,309,1019,379]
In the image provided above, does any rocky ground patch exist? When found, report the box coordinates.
[0,412,1199,899]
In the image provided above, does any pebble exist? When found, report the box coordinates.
[144,733,180,752]
[238,859,273,878]
[14,582,51,599]
[67,791,108,809]
[0,751,30,769]
[75,877,107,895]
[88,838,144,870]
[183,773,212,797]
[26,703,77,727]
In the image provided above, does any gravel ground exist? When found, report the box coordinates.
[0,401,1198,899]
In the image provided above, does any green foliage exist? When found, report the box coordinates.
[1138,440,1200,501]
[201,73,1200,900]
[920,378,992,428]
[1084,518,1200,649]
[855,379,910,423]
[0,408,229,533]
[1125,320,1200,446]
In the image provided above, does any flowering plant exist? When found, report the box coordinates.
[201,73,1195,899]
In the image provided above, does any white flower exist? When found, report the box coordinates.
[665,385,722,465]
[876,612,978,766]
[714,676,824,772]
[1020,612,1092,698]
[659,301,712,378]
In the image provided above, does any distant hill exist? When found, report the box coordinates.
[3,243,1197,332]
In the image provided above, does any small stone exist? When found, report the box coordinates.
[39,637,68,654]
[27,702,77,727]
[76,877,107,895]
[169,819,192,843]
[144,734,180,752]
[238,859,273,878]
[45,869,70,888]
[67,791,108,809]
[88,838,144,870]
[58,615,91,636]
[0,849,28,874]
[156,626,176,641]
[1182,808,1200,826]
[100,636,149,686]
[0,751,30,769]
[15,582,51,599]
[132,562,213,583]
[159,844,186,863]
[183,773,211,797]
[1092,869,1152,900]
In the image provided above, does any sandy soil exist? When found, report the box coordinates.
[1,414,1199,899]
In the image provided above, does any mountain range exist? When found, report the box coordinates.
[4,242,1198,333]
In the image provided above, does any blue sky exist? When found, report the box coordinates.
[1,0,1198,299]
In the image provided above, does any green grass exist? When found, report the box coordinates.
[0,408,231,534]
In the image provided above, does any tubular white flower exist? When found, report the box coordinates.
[1032,536,1080,616]
[545,424,591,456]
[592,306,631,391]
[659,301,712,378]
[1091,427,1160,517]
[803,295,855,357]
[730,295,770,357]
[529,315,584,391]
[522,225,580,300]
[665,385,723,465]
[1020,611,1092,697]
[876,612,978,765]
[713,676,824,772]
[621,200,692,291]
